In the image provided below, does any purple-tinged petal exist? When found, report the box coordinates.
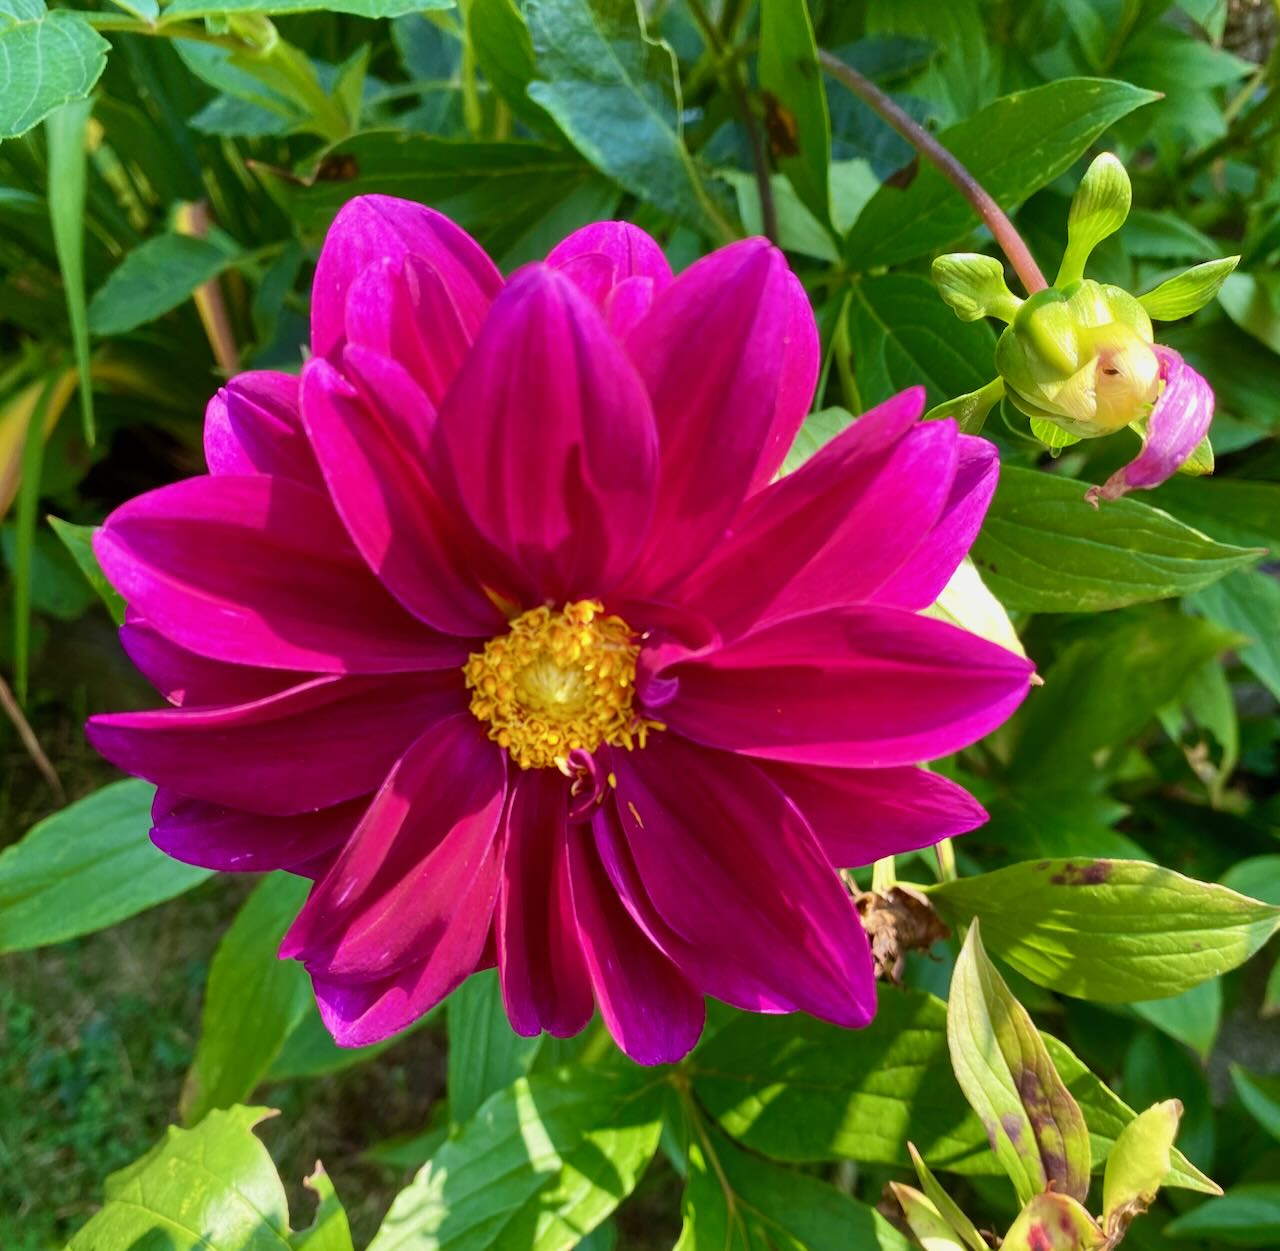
[566,821,703,1064]
[749,268,821,493]
[282,714,505,981]
[1086,346,1215,504]
[687,394,954,635]
[343,254,486,407]
[151,789,365,874]
[496,768,594,1039]
[547,222,672,337]
[301,355,506,637]
[311,194,501,360]
[657,606,1034,767]
[434,265,659,603]
[623,241,818,594]
[760,762,988,868]
[603,736,875,1026]
[872,435,999,610]
[119,619,303,707]
[204,371,319,484]
[95,475,469,673]
[87,672,463,815]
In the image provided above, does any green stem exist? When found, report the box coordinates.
[81,13,244,50]
[817,49,1048,295]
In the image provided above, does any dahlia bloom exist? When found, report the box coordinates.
[88,197,1033,1065]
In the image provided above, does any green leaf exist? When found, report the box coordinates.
[947,922,1091,1205]
[1219,272,1280,355]
[0,780,210,954]
[162,0,448,19]
[848,273,996,408]
[1150,476,1280,555]
[889,1186,969,1251]
[1008,612,1238,784]
[1230,1067,1280,1141]
[908,1144,987,1251]
[368,1067,666,1251]
[781,406,854,473]
[676,1121,912,1251]
[1139,256,1240,321]
[524,0,723,233]
[758,0,831,227]
[182,873,313,1127]
[1190,569,1280,700]
[447,969,543,1125]
[68,1105,353,1249]
[0,1,108,140]
[923,376,1006,434]
[469,0,558,135]
[1132,980,1222,1060]
[971,465,1261,612]
[1165,1184,1280,1246]
[45,98,95,444]
[87,233,238,337]
[930,859,1280,1002]
[47,516,126,624]
[1221,857,1280,906]
[720,168,839,262]
[268,1001,416,1080]
[844,78,1158,269]
[1102,1100,1183,1239]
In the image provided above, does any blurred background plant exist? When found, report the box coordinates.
[2,0,1279,1247]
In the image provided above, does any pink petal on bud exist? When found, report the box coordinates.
[1085,346,1214,506]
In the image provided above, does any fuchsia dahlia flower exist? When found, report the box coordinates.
[88,197,1034,1065]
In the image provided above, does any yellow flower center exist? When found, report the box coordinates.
[464,600,662,771]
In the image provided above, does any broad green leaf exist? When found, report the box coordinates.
[524,0,724,233]
[1218,270,1280,355]
[1132,980,1221,1060]
[45,98,95,443]
[1221,857,1280,906]
[844,78,1158,268]
[162,0,448,18]
[369,1067,666,1251]
[972,466,1260,612]
[0,1,108,140]
[68,1105,353,1249]
[1165,1184,1280,1246]
[47,516,125,624]
[848,273,995,408]
[469,0,558,134]
[758,0,831,227]
[1140,256,1240,321]
[947,923,1091,1204]
[1150,477,1280,555]
[1001,1194,1102,1251]
[87,233,239,337]
[1230,1067,1280,1141]
[1103,1100,1182,1238]
[0,524,95,626]
[930,859,1280,1002]
[721,168,839,262]
[676,1122,911,1251]
[0,780,210,954]
[447,969,543,1125]
[925,557,1026,658]
[1190,569,1280,700]
[268,1000,418,1080]
[1009,612,1238,784]
[182,873,313,1127]
[982,788,1148,863]
[781,406,854,472]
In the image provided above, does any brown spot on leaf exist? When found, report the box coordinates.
[1050,859,1112,886]
[315,153,360,182]
[761,90,801,157]
[886,157,920,189]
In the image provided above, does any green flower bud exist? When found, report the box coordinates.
[996,280,1161,438]
[932,253,1022,322]
[1058,152,1132,286]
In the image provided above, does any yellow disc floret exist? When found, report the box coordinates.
[464,600,663,771]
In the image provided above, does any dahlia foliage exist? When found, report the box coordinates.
[89,197,1033,1064]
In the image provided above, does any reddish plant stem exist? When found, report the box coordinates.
[817,49,1048,295]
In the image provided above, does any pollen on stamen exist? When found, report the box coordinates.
[464,599,663,770]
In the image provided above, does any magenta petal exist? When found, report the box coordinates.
[311,194,501,360]
[1086,346,1215,504]
[343,254,486,407]
[204,371,318,484]
[496,769,594,1038]
[151,789,365,874]
[689,395,954,634]
[605,737,875,1027]
[658,606,1034,767]
[434,265,659,602]
[624,240,817,593]
[301,355,504,637]
[119,619,301,707]
[760,762,988,867]
[547,222,672,336]
[749,268,821,493]
[566,821,703,1064]
[87,672,462,815]
[873,435,999,610]
[95,475,468,673]
[282,714,504,981]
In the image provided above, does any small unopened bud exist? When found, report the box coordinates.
[932,253,1022,323]
[996,280,1160,438]
[1058,152,1132,285]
